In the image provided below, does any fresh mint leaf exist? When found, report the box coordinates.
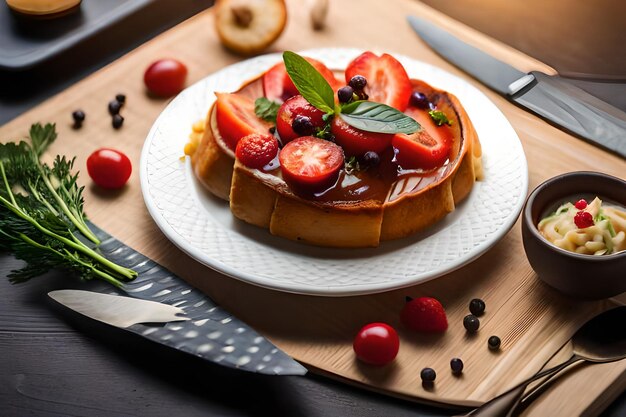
[339,101,420,134]
[429,110,453,126]
[282,51,335,114]
[254,97,281,122]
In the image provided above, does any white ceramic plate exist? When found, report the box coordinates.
[140,48,528,296]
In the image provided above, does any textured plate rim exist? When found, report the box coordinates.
[140,48,528,297]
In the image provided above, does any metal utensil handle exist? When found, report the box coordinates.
[460,355,580,417]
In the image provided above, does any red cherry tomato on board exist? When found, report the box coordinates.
[144,58,188,97]
[353,322,400,366]
[87,148,132,189]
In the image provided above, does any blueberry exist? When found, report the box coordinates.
[420,367,436,382]
[72,110,85,123]
[488,336,501,350]
[112,114,124,129]
[469,298,486,316]
[338,86,354,104]
[410,91,429,109]
[115,94,126,104]
[463,314,480,333]
[108,100,122,116]
[348,75,367,90]
[450,358,464,375]
[292,115,314,136]
[362,151,380,167]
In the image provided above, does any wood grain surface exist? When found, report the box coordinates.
[1,0,625,415]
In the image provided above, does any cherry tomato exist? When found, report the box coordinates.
[353,322,400,366]
[279,136,344,194]
[87,148,132,189]
[144,58,188,97]
[276,95,325,144]
[331,115,393,157]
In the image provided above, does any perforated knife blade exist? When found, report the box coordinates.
[407,16,626,158]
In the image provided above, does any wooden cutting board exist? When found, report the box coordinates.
[1,0,625,415]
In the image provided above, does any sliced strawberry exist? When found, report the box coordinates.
[263,58,341,102]
[345,52,412,111]
[276,95,326,144]
[331,115,393,157]
[236,133,279,170]
[279,136,344,193]
[401,296,448,333]
[215,93,272,151]
[392,106,452,169]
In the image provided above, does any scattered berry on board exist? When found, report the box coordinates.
[420,367,436,382]
[463,314,480,333]
[488,336,501,350]
[469,298,486,316]
[401,296,448,333]
[450,358,464,375]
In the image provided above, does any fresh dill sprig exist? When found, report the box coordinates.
[0,123,137,288]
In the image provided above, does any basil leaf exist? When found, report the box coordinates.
[339,101,420,134]
[283,51,335,114]
[254,97,281,122]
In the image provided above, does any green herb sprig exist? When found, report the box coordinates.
[0,123,137,287]
[254,97,281,123]
[282,51,421,135]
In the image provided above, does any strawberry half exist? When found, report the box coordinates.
[345,52,412,111]
[392,106,452,169]
[215,93,272,151]
[400,296,448,333]
[263,58,341,103]
[279,136,344,193]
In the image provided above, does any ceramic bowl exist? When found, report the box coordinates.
[521,171,626,299]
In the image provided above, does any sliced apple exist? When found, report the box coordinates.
[214,0,288,55]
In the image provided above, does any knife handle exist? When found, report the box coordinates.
[512,72,626,159]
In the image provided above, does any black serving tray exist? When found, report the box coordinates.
[0,0,213,71]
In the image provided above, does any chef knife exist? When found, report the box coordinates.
[407,16,626,159]
[49,222,307,376]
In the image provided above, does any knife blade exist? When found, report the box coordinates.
[49,290,190,328]
[407,16,626,159]
[50,222,307,376]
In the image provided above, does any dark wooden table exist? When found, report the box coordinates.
[1,2,625,416]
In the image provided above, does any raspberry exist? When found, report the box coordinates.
[574,210,594,229]
[574,199,587,210]
[235,133,279,170]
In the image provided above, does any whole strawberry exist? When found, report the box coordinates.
[401,296,448,333]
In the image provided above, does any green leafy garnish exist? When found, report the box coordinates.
[340,101,420,134]
[429,110,453,126]
[344,156,361,174]
[0,123,137,288]
[254,97,281,122]
[282,51,420,135]
[283,51,335,114]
